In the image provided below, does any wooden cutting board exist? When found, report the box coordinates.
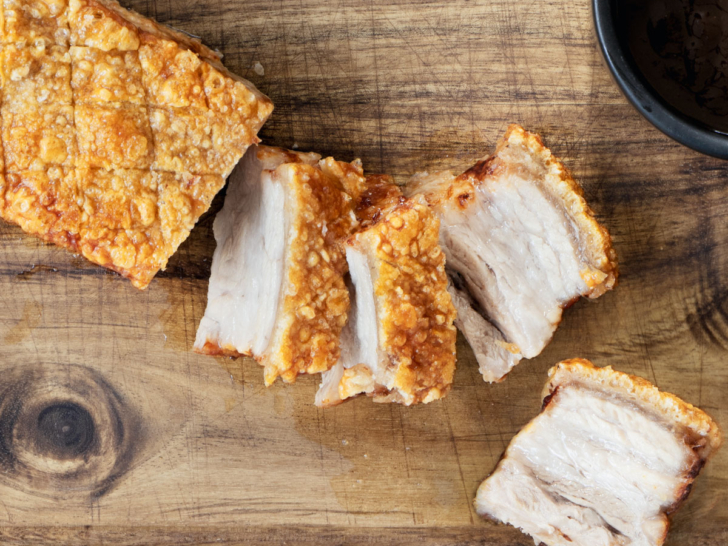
[1,0,726,544]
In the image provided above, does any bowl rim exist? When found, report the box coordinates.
[593,0,728,159]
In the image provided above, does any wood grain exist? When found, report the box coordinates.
[0,0,727,544]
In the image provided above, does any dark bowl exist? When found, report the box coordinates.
[593,0,728,159]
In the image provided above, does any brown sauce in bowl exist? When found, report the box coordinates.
[619,0,728,133]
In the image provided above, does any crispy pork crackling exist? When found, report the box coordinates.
[0,0,273,288]
[316,177,457,406]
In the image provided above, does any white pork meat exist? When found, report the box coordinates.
[406,125,617,382]
[475,359,722,546]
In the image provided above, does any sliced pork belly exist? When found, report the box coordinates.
[316,179,457,407]
[447,275,521,382]
[194,145,362,385]
[475,359,722,546]
[405,125,617,382]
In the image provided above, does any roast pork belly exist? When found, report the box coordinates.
[405,125,617,382]
[194,145,363,385]
[475,359,722,546]
[316,178,457,407]
[0,0,273,289]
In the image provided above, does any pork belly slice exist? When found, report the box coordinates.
[405,125,617,382]
[475,359,722,546]
[194,145,362,385]
[316,179,457,407]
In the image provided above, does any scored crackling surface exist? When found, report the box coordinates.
[0,0,271,288]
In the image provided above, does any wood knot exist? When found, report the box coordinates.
[687,288,728,350]
[35,403,95,460]
[0,364,141,499]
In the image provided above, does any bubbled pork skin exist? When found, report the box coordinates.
[0,0,273,289]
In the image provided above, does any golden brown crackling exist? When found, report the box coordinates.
[545,358,723,455]
[77,167,157,232]
[68,0,220,58]
[355,174,405,227]
[149,107,260,177]
[256,145,320,169]
[0,167,224,289]
[157,171,225,248]
[95,0,221,59]
[195,340,247,359]
[317,156,366,200]
[70,46,145,104]
[68,0,140,50]
[2,44,72,108]
[0,134,5,202]
[80,171,223,289]
[2,103,77,172]
[1,168,80,251]
[75,167,160,282]
[3,0,70,46]
[264,159,362,385]
[88,170,222,289]
[67,0,272,127]
[138,32,207,110]
[67,0,271,139]
[1,0,272,289]
[75,102,154,170]
[347,196,457,404]
[340,364,376,401]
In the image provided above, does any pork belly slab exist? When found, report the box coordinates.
[475,359,722,546]
[405,125,617,382]
[316,179,457,407]
[194,146,363,385]
[0,0,273,289]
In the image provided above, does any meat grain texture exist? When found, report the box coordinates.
[406,125,617,382]
[475,359,722,546]
[0,0,273,288]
